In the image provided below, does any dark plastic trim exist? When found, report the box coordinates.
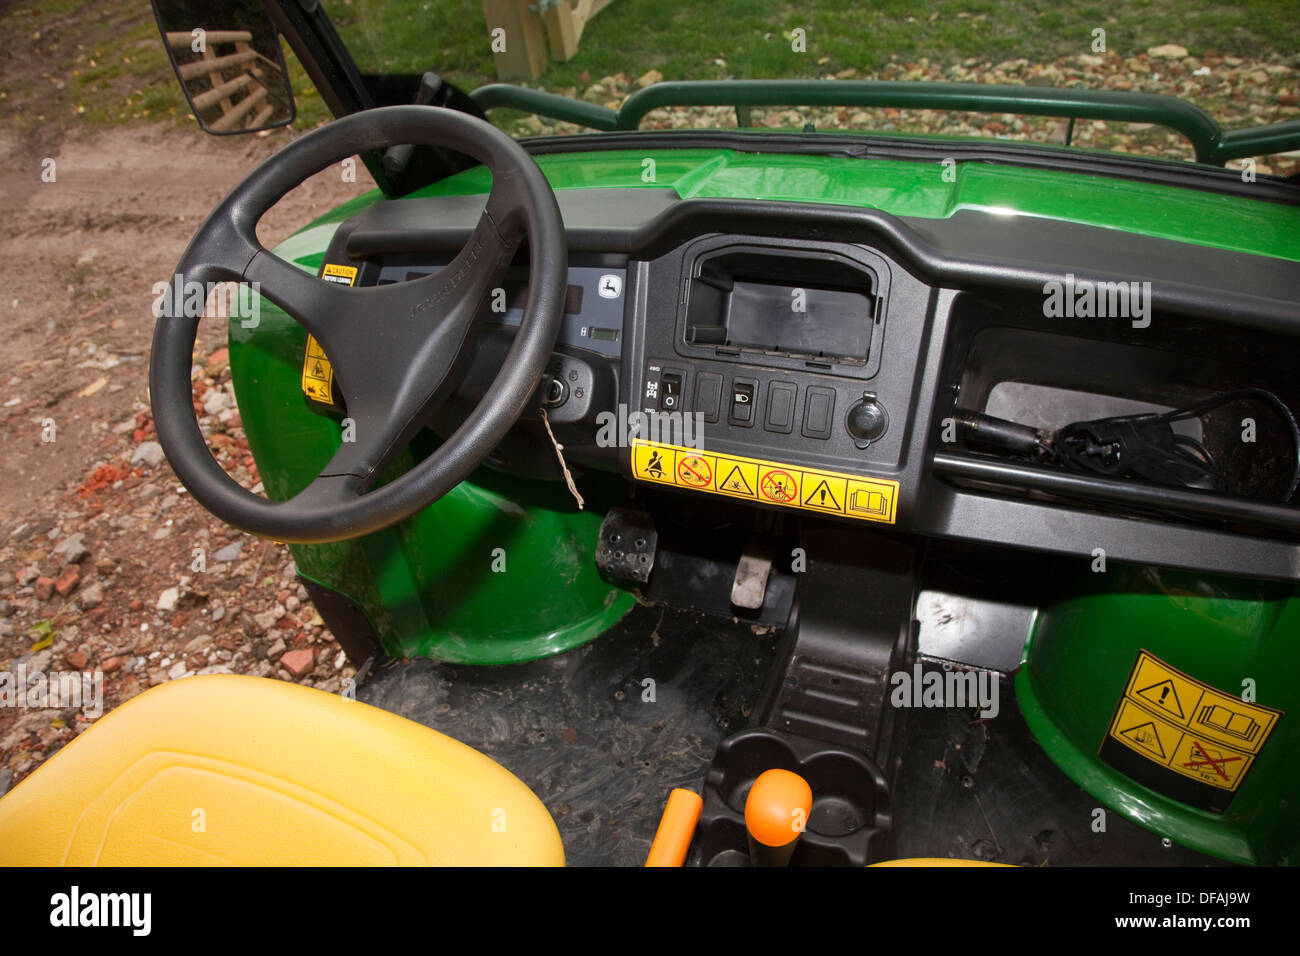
[933,451,1300,534]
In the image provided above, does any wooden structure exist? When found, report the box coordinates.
[482,0,616,81]
[165,30,279,132]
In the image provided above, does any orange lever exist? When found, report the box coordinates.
[745,769,812,866]
[645,788,703,867]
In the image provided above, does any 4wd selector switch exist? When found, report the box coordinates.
[846,394,888,448]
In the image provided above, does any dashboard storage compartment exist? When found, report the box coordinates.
[683,245,878,366]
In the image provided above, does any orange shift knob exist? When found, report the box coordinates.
[745,769,813,866]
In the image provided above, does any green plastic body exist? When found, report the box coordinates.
[1017,567,1299,866]
[228,143,1298,859]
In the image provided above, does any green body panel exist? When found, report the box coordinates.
[234,145,1298,718]
[406,148,1300,261]
[229,279,634,666]
[1017,567,1300,866]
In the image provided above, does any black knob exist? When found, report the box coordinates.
[846,396,888,447]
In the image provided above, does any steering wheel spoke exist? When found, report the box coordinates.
[150,106,566,543]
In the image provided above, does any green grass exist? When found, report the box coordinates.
[331,0,1300,90]
[2,0,1297,136]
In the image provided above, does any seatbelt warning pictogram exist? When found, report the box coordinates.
[1103,650,1280,794]
[630,440,898,524]
[301,263,358,404]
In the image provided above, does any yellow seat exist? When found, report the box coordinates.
[870,858,1010,867]
[0,674,563,866]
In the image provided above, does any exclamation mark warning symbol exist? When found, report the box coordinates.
[1136,679,1187,719]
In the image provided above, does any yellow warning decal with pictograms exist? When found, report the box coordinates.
[631,439,898,524]
[1105,650,1281,792]
[300,263,358,404]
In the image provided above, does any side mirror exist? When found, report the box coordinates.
[151,0,295,135]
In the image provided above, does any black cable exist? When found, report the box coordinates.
[1157,387,1300,500]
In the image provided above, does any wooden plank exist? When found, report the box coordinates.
[543,1,581,61]
[190,73,253,111]
[482,0,548,80]
[165,30,253,49]
[210,85,268,132]
[248,103,275,129]
[178,49,257,81]
[198,47,235,117]
[542,0,616,63]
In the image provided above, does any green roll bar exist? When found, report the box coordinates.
[471,79,1300,167]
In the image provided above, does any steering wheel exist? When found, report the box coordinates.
[150,106,566,544]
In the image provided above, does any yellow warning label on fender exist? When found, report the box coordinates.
[1105,650,1281,792]
[300,264,358,404]
[631,440,899,524]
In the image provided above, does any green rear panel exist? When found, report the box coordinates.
[1017,568,1300,866]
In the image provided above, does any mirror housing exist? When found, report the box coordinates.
[151,0,295,135]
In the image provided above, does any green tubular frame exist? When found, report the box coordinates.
[472,80,1300,166]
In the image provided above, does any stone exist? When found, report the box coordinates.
[66,650,88,669]
[77,581,103,609]
[101,656,123,673]
[184,633,212,653]
[156,587,179,611]
[53,534,89,564]
[637,69,663,88]
[202,389,230,416]
[1148,44,1189,58]
[34,577,55,601]
[253,604,285,633]
[54,566,80,597]
[212,541,243,563]
[167,661,189,680]
[266,636,287,661]
[280,648,315,678]
[130,441,166,468]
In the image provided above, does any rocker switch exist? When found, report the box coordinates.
[729,380,756,426]
[659,372,682,411]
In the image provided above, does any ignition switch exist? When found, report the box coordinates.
[542,374,568,408]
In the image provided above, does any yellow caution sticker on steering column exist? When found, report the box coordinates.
[631,439,898,524]
[1104,650,1281,794]
[301,263,358,405]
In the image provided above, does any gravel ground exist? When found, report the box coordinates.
[2,44,1297,795]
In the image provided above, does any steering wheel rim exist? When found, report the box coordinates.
[149,106,567,544]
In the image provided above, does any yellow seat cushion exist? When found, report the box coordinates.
[0,674,563,866]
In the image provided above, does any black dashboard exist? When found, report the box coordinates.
[315,186,1300,581]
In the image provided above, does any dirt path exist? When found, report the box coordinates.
[0,123,368,788]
